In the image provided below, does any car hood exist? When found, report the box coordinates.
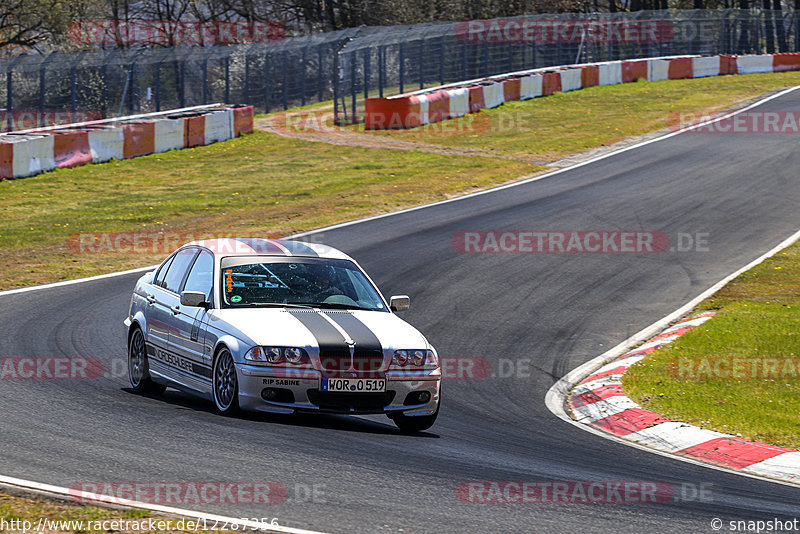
[206,307,430,353]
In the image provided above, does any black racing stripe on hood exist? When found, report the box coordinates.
[288,311,348,350]
[323,313,383,355]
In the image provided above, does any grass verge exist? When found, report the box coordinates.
[0,133,535,289]
[3,72,800,290]
[0,488,229,533]
[350,72,800,161]
[623,241,800,449]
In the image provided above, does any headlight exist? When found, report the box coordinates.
[245,346,309,366]
[285,347,308,364]
[392,349,437,368]
[265,347,284,363]
[392,350,408,366]
[409,350,426,366]
[244,346,268,363]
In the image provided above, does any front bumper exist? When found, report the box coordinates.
[236,364,441,416]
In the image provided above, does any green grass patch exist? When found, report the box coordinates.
[623,246,800,449]
[358,72,800,160]
[4,71,800,290]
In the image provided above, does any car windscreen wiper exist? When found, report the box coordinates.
[287,301,375,311]
[235,302,315,309]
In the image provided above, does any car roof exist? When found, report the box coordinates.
[185,238,352,261]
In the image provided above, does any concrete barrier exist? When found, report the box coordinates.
[88,127,125,163]
[154,118,186,153]
[737,55,774,74]
[520,74,543,100]
[483,83,505,109]
[692,56,721,78]
[559,68,582,92]
[599,62,623,85]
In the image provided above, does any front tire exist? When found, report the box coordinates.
[213,347,239,415]
[391,401,439,432]
[128,327,166,394]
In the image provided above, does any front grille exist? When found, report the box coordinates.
[318,348,385,378]
[307,390,396,412]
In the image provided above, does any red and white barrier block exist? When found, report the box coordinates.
[364,52,800,130]
[0,105,254,180]
[569,312,800,484]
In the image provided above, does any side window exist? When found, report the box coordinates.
[163,248,199,293]
[154,253,176,288]
[183,250,214,301]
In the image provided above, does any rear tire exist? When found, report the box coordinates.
[128,327,166,395]
[213,347,239,415]
[392,401,439,432]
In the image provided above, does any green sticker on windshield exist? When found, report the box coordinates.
[231,295,242,303]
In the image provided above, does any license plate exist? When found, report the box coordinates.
[320,377,386,393]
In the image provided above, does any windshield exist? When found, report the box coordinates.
[220,257,387,311]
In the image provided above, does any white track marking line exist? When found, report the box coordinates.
[290,86,800,240]
[0,266,157,297]
[0,475,328,534]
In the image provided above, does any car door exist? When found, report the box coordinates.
[169,248,215,392]
[148,247,199,382]
[143,252,177,353]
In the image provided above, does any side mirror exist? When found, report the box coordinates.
[180,291,208,308]
[389,295,410,312]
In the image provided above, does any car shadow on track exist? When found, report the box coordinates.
[122,387,440,438]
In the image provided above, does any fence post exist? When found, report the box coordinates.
[439,35,445,85]
[264,51,271,113]
[224,55,231,104]
[461,41,467,80]
[70,63,77,122]
[244,53,250,105]
[399,42,405,94]
[317,45,324,102]
[363,48,370,100]
[418,39,424,90]
[379,45,385,97]
[178,59,186,108]
[154,58,162,112]
[282,50,289,110]
[202,57,209,104]
[332,46,340,124]
[301,46,308,106]
[39,52,58,125]
[128,62,136,114]
[7,55,24,114]
[350,51,357,122]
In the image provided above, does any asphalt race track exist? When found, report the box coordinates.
[2,90,800,533]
